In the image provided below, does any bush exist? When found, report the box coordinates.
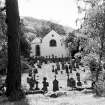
[0,57,7,75]
[95,71,105,96]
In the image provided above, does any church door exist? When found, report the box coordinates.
[36,45,40,56]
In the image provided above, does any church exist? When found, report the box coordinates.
[30,30,69,58]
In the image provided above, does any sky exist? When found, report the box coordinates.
[18,0,79,29]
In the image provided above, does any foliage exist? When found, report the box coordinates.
[81,53,99,66]
[95,70,105,96]
[49,23,66,35]
[0,9,31,75]
[0,8,7,73]
[20,36,31,58]
[65,32,76,44]
[0,11,7,45]
[20,20,31,57]
[76,0,105,96]
[65,32,79,58]
[65,31,88,58]
[36,27,50,38]
[76,0,105,66]
[77,0,105,58]
[0,10,31,64]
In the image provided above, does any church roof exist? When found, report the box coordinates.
[48,30,59,35]
[31,37,42,44]
[31,30,67,44]
[45,30,63,38]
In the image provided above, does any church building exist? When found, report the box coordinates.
[30,30,69,58]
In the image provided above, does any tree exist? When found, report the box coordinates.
[81,2,105,70]
[65,32,77,58]
[6,0,25,100]
[76,0,105,96]
[36,27,50,38]
[20,20,31,57]
[0,2,8,75]
[49,23,66,35]
[65,31,87,59]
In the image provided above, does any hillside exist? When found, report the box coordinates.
[21,17,74,41]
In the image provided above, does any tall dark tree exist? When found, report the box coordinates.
[6,0,25,100]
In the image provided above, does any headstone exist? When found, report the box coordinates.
[67,75,70,87]
[37,63,41,68]
[83,69,85,72]
[77,80,82,87]
[55,68,58,75]
[60,70,63,74]
[91,81,96,89]
[34,68,38,74]
[69,64,72,73]
[65,64,69,74]
[27,75,35,90]
[42,77,49,93]
[76,80,83,91]
[69,78,76,90]
[29,70,32,77]
[52,65,55,72]
[56,63,60,71]
[62,62,65,70]
[72,78,76,90]
[53,75,59,92]
[71,59,75,68]
[76,72,80,81]
[70,69,72,73]
[76,62,79,68]
[35,81,40,90]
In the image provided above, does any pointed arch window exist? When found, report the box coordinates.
[49,39,57,47]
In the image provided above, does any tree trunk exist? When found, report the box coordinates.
[6,0,25,101]
[96,37,103,81]
[95,36,104,96]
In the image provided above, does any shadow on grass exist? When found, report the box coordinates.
[11,99,30,105]
[82,89,95,94]
[0,96,8,104]
[0,96,30,105]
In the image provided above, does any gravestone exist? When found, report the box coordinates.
[69,77,76,90]
[42,77,49,93]
[53,75,59,92]
[65,64,69,74]
[69,63,72,73]
[77,80,82,87]
[52,65,55,72]
[76,72,80,81]
[62,62,65,70]
[76,80,83,91]
[67,74,70,87]
[35,81,40,90]
[55,68,58,75]
[27,75,35,90]
[56,63,60,71]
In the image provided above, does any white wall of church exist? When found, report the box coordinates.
[40,30,69,58]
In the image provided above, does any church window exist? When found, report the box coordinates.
[52,34,54,37]
[50,39,57,47]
